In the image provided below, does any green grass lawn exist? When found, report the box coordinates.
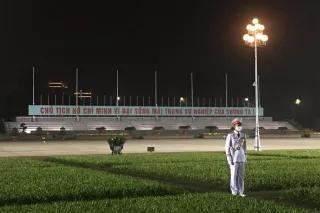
[0,150,320,212]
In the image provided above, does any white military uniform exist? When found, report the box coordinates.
[225,130,247,195]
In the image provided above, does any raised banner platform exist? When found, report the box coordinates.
[29,105,264,117]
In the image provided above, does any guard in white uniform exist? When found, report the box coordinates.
[225,118,247,197]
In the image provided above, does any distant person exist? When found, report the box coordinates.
[225,118,247,197]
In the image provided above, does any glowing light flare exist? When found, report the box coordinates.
[261,34,268,42]
[247,36,255,43]
[246,24,256,32]
[243,34,250,41]
[257,24,265,31]
[252,18,259,24]
[256,33,264,40]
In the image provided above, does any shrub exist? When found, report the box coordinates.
[35,127,43,136]
[302,129,311,138]
[205,126,218,132]
[278,127,288,131]
[107,135,126,146]
[96,127,106,133]
[179,125,191,130]
[107,135,127,155]
[20,123,27,133]
[133,135,144,139]
[125,126,136,131]
[153,126,165,131]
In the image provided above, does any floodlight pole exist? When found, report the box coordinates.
[76,68,79,121]
[191,72,194,120]
[225,73,228,108]
[155,70,157,107]
[244,18,267,151]
[254,36,261,151]
[116,69,119,120]
[32,66,35,121]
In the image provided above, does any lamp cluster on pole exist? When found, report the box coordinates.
[243,18,268,46]
[243,18,268,151]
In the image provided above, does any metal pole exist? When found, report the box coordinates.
[32,66,35,105]
[76,68,79,121]
[258,75,261,107]
[32,66,35,121]
[225,73,228,108]
[116,70,119,119]
[191,72,194,119]
[155,71,158,107]
[254,37,261,151]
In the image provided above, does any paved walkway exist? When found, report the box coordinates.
[1,138,320,157]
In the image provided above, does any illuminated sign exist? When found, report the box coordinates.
[29,105,264,117]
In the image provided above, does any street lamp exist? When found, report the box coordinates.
[244,97,249,107]
[243,18,268,151]
[180,97,185,107]
[295,98,301,105]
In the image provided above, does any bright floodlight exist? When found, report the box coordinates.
[248,36,255,43]
[261,35,268,42]
[295,99,301,105]
[180,97,184,102]
[117,96,120,100]
[244,18,267,47]
[245,97,249,102]
[243,34,250,41]
[256,33,263,40]
[258,24,265,31]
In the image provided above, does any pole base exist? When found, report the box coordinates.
[254,135,262,151]
[254,146,262,151]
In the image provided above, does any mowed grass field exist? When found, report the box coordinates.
[0,150,320,212]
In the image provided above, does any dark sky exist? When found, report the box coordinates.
[1,0,320,127]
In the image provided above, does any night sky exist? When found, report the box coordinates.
[1,0,320,127]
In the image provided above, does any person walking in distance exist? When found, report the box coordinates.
[225,118,247,197]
